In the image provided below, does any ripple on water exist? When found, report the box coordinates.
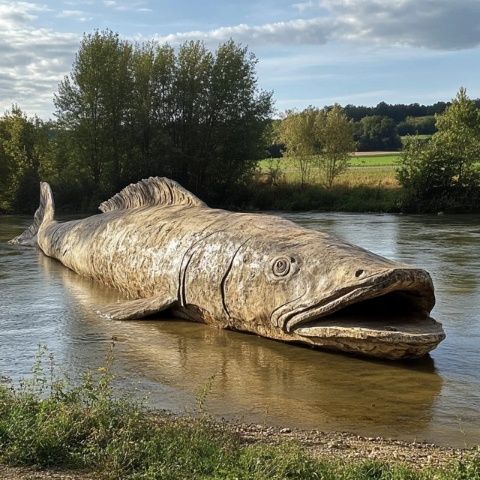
[0,213,480,447]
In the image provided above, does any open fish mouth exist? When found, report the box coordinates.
[280,268,445,358]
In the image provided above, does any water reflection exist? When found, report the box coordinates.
[40,249,443,441]
[2,213,480,447]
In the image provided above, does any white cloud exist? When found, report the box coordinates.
[292,1,317,13]
[320,0,480,50]
[155,17,333,46]
[0,2,79,118]
[1,0,479,117]
[0,1,49,28]
[103,0,151,12]
[155,0,480,50]
[56,9,92,21]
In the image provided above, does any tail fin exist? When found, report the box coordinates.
[9,182,55,246]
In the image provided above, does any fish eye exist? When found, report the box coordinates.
[272,256,291,277]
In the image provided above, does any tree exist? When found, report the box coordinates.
[55,30,133,198]
[54,33,272,206]
[355,115,402,151]
[0,106,53,212]
[126,43,176,181]
[276,108,321,187]
[277,105,355,188]
[318,105,355,187]
[200,40,272,196]
[397,88,480,208]
[397,116,436,136]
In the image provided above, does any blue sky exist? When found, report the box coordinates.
[2,0,480,118]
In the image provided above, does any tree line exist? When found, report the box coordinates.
[343,101,451,123]
[1,31,479,214]
[0,31,272,213]
[268,103,456,157]
[272,88,480,211]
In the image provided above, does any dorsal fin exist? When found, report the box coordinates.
[98,177,206,213]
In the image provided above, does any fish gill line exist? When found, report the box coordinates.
[178,227,227,307]
[220,239,250,320]
[176,223,213,304]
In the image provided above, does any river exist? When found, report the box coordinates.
[1,213,479,447]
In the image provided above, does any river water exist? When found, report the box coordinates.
[1,213,479,447]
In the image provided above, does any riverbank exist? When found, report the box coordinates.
[0,355,478,480]
[0,417,476,479]
[223,182,480,213]
[251,152,480,213]
[232,183,403,212]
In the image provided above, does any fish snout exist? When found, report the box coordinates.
[278,266,435,334]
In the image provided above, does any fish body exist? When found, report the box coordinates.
[11,178,445,359]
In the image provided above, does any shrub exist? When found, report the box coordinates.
[397,88,480,212]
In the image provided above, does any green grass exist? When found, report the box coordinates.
[250,154,402,211]
[257,155,400,189]
[2,347,480,479]
[1,347,479,479]
[349,154,401,167]
[258,153,400,172]
[254,149,480,213]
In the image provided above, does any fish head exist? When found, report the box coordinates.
[224,226,444,359]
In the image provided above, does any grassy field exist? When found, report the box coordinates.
[258,153,401,188]
[349,153,401,167]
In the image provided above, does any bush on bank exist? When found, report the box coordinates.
[1,348,480,479]
[225,182,403,213]
[397,89,480,213]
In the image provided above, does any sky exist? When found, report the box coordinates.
[2,0,480,119]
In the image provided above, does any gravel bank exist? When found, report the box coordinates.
[0,420,473,479]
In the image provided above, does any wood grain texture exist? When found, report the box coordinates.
[12,177,445,359]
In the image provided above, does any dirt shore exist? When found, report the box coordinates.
[233,423,469,467]
[0,421,473,479]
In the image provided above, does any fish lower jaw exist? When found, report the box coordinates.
[254,317,445,360]
[289,330,445,360]
[287,306,446,359]
[273,270,444,359]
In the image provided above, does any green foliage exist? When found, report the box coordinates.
[55,30,134,196]
[397,88,480,212]
[0,32,272,214]
[233,182,402,212]
[54,32,272,207]
[344,101,449,123]
[319,104,356,187]
[276,105,355,187]
[355,115,402,151]
[276,107,322,186]
[397,116,436,136]
[0,107,54,212]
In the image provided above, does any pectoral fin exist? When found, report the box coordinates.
[97,296,176,320]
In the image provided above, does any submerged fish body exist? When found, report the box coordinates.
[10,178,445,359]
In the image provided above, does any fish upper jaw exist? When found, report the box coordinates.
[275,267,435,333]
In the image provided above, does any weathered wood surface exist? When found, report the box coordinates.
[10,177,445,359]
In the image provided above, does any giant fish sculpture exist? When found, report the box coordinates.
[11,177,445,359]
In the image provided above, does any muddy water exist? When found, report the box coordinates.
[1,213,479,447]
